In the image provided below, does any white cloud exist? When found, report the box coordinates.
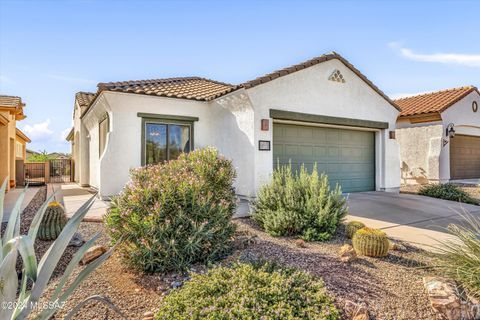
[46,74,97,84]
[389,42,480,67]
[60,127,72,141]
[23,119,54,139]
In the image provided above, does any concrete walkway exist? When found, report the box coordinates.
[2,187,41,222]
[347,191,480,249]
[51,183,109,222]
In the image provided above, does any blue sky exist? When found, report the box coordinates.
[1,0,479,153]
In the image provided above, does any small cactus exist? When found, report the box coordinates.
[352,227,389,257]
[38,201,67,241]
[346,221,366,239]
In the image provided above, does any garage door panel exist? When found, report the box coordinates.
[450,135,480,180]
[273,123,375,193]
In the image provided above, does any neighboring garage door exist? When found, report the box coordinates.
[273,123,375,193]
[450,134,480,180]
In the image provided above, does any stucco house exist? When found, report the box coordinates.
[396,86,480,184]
[67,52,401,199]
[0,95,30,191]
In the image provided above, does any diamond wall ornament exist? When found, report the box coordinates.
[328,69,346,83]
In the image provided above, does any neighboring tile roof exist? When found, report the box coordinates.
[0,95,26,120]
[395,86,479,117]
[75,92,95,108]
[98,77,235,102]
[0,95,24,108]
[16,128,31,143]
[240,52,401,111]
[80,52,400,117]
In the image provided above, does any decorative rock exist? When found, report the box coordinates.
[339,244,357,263]
[344,300,369,320]
[68,233,85,247]
[294,239,306,248]
[80,245,107,265]
[389,241,406,252]
[171,281,183,289]
[423,276,478,320]
[142,311,154,320]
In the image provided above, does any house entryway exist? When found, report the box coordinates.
[272,123,375,193]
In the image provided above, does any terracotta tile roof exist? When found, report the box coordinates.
[240,52,401,111]
[80,52,399,117]
[0,95,24,108]
[395,86,479,117]
[98,77,235,102]
[16,128,31,143]
[75,92,95,109]
[0,95,26,120]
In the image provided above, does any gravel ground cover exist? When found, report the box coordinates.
[6,187,439,319]
[401,183,480,203]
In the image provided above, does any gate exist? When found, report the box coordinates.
[49,159,73,183]
[25,162,46,185]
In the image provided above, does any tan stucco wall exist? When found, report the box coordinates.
[0,110,23,191]
[396,124,443,184]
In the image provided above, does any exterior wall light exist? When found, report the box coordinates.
[446,123,455,139]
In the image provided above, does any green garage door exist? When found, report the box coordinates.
[273,123,375,193]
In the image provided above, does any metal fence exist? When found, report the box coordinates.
[49,159,73,183]
[24,162,46,185]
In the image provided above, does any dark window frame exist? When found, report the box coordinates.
[138,113,198,166]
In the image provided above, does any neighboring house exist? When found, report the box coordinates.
[26,148,39,159]
[0,95,30,191]
[396,86,480,184]
[67,52,401,199]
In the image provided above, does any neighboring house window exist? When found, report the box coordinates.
[99,115,109,157]
[145,122,191,164]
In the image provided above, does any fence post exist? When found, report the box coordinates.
[44,161,50,183]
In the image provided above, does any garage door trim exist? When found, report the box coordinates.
[270,109,389,129]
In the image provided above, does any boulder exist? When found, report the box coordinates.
[423,276,478,320]
[80,245,107,265]
[344,300,369,320]
[68,233,85,247]
[339,244,357,263]
[295,239,307,248]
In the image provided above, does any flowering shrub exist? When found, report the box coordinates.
[253,163,348,241]
[155,263,339,320]
[105,148,237,273]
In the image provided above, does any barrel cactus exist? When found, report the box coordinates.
[352,227,389,257]
[346,221,366,239]
[38,201,67,241]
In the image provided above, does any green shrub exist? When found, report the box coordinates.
[434,214,480,299]
[419,183,478,205]
[346,221,366,239]
[105,148,237,273]
[156,263,339,320]
[352,227,390,257]
[252,163,348,241]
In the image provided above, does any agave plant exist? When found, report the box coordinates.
[0,179,115,319]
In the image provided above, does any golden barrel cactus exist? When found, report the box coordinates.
[346,221,366,239]
[38,201,67,241]
[352,227,389,257]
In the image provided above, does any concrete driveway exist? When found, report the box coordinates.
[347,192,480,249]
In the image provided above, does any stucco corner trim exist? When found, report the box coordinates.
[137,112,199,122]
[269,109,389,129]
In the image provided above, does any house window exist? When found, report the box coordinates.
[99,115,109,157]
[144,122,192,165]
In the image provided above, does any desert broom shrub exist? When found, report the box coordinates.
[155,262,339,320]
[419,183,478,205]
[253,163,348,241]
[105,148,237,273]
[434,213,480,299]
